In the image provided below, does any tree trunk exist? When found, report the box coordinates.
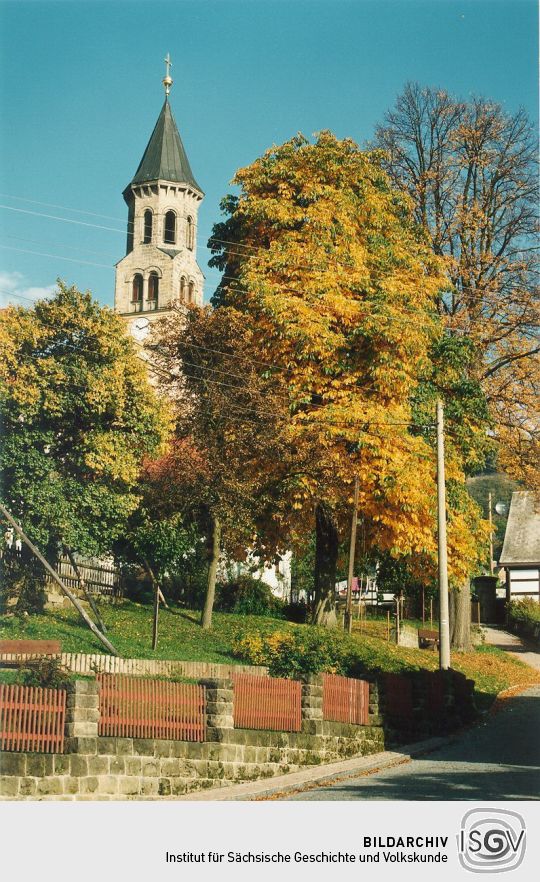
[201,514,221,630]
[312,505,339,627]
[449,580,472,652]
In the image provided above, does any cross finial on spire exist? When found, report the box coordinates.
[163,53,173,97]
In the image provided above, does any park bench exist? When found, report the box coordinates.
[417,629,439,651]
[0,639,62,665]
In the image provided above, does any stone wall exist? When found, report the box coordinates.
[0,676,384,800]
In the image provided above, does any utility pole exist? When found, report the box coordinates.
[344,475,359,634]
[488,491,494,574]
[436,400,451,670]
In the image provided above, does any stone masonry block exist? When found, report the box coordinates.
[26,755,47,776]
[109,757,126,775]
[0,753,27,776]
[0,776,19,797]
[54,755,70,775]
[66,721,98,738]
[199,678,233,690]
[66,737,97,755]
[19,777,37,797]
[70,755,89,777]
[88,756,109,776]
[124,757,142,776]
[97,737,116,755]
[80,776,99,794]
[140,777,160,796]
[115,738,134,756]
[37,777,63,797]
[97,775,119,795]
[206,714,234,729]
[133,738,155,756]
[63,777,80,795]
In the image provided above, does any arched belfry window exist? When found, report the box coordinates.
[180,276,186,301]
[186,216,194,250]
[148,272,159,309]
[143,210,153,244]
[164,210,176,244]
[188,281,195,303]
[132,274,143,311]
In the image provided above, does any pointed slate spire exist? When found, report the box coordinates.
[130,99,202,192]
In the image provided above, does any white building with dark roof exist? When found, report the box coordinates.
[499,491,540,602]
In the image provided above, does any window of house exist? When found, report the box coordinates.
[180,276,186,300]
[186,216,194,250]
[188,281,195,303]
[147,272,159,308]
[131,274,143,311]
[164,210,176,244]
[143,210,153,244]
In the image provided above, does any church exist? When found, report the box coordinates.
[114,56,204,341]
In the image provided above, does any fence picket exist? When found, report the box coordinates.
[232,674,301,732]
[96,674,205,742]
[322,674,369,726]
[0,684,66,753]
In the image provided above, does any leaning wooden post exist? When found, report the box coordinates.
[142,557,160,651]
[0,503,119,656]
[64,545,107,633]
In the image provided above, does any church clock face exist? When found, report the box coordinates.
[131,316,150,342]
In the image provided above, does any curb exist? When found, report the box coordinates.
[179,735,452,801]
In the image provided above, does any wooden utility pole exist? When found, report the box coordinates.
[344,476,359,634]
[0,502,119,656]
[436,400,451,670]
[488,491,494,574]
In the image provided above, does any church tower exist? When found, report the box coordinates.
[114,56,204,339]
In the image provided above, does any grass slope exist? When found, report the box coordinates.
[1,602,537,708]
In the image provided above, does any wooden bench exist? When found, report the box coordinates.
[418,629,439,650]
[0,639,61,665]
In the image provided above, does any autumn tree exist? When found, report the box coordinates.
[0,283,170,586]
[208,132,489,625]
[375,83,540,489]
[153,305,288,628]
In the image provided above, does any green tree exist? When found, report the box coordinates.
[0,282,170,573]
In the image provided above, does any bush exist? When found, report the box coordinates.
[232,626,353,678]
[216,575,285,618]
[507,598,540,628]
[14,658,72,690]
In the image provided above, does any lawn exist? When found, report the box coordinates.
[1,601,537,709]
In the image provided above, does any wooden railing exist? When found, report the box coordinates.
[322,674,369,726]
[97,674,205,742]
[233,674,302,732]
[0,684,66,753]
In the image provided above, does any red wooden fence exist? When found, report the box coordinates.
[322,674,369,726]
[233,674,302,732]
[382,673,414,721]
[0,684,66,753]
[97,675,205,742]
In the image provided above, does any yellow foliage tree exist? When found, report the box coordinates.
[208,132,488,625]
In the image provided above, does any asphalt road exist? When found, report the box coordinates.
[286,684,540,801]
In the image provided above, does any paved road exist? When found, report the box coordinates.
[286,685,540,802]
[483,625,540,671]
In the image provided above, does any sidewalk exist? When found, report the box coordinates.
[179,736,451,801]
[482,625,540,671]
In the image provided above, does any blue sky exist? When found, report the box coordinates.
[0,0,537,308]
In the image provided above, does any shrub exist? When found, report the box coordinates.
[216,575,285,618]
[15,658,72,690]
[507,598,540,628]
[232,626,353,679]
